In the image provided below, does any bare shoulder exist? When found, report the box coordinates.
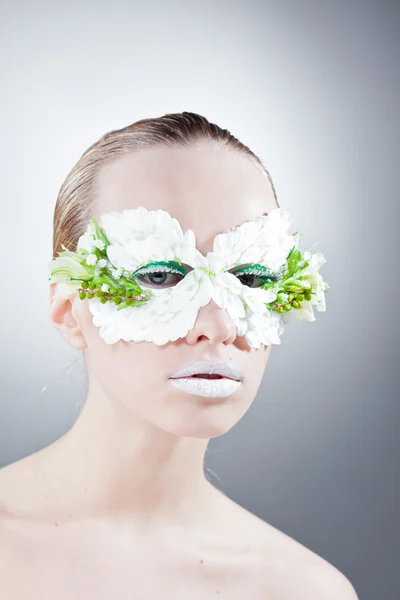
[0,497,25,599]
[290,559,359,599]
[0,456,34,552]
[256,516,359,599]
[0,452,47,570]
[0,443,54,518]
[209,486,359,599]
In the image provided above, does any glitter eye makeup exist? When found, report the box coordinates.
[132,261,192,289]
[229,263,283,289]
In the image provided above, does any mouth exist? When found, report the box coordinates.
[168,376,241,399]
[168,360,242,383]
[168,362,242,398]
[173,373,232,380]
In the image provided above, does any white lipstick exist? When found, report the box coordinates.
[168,376,241,398]
[168,360,242,398]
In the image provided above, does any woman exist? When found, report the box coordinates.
[0,112,357,599]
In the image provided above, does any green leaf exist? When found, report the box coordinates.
[89,218,110,247]
[260,281,276,290]
[48,255,90,282]
[286,250,302,277]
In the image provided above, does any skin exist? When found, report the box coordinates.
[0,143,358,599]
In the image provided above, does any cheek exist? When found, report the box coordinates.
[83,328,167,406]
[85,340,148,387]
[243,346,271,393]
[78,302,173,411]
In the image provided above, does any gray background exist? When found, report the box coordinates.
[0,1,399,597]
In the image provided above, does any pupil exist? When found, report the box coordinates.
[149,272,168,284]
[238,273,255,287]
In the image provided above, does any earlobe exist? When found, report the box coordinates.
[49,284,88,350]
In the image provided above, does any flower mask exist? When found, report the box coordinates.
[48,206,329,347]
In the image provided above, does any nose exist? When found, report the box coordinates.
[185,299,237,346]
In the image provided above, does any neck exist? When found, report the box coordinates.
[42,379,215,528]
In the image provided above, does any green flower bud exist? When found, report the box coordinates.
[297,294,304,302]
[305,292,312,301]
[114,296,121,304]
[117,287,125,295]
[79,292,86,300]
[95,290,104,298]
[275,306,284,314]
[283,303,292,311]
[81,281,89,289]
[277,293,288,304]
[292,300,300,308]
[109,287,117,295]
[87,293,94,299]
[100,297,108,304]
[125,290,133,298]
[89,282,96,290]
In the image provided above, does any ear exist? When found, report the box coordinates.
[49,283,88,350]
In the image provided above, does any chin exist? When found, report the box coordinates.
[158,392,251,438]
[164,421,236,439]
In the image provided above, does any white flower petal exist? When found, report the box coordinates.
[86,254,98,266]
[77,224,96,253]
[93,239,105,250]
[208,208,295,272]
[294,300,316,322]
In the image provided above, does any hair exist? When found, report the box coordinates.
[52,111,279,257]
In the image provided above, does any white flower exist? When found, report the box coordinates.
[294,299,316,322]
[48,255,89,299]
[294,250,329,322]
[208,208,295,273]
[48,255,88,282]
[243,308,284,348]
[97,258,107,268]
[101,283,110,292]
[93,239,105,250]
[77,223,96,253]
[229,285,282,347]
[110,266,123,279]
[85,254,98,266]
[102,207,196,272]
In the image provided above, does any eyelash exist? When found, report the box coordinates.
[133,263,189,289]
[229,264,281,288]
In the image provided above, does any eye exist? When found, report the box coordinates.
[132,261,190,289]
[230,264,281,289]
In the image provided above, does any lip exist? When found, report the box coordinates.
[168,360,242,382]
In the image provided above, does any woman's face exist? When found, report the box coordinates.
[54,143,278,438]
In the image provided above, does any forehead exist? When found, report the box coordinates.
[93,143,277,254]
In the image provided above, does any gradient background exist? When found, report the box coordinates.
[0,1,399,597]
